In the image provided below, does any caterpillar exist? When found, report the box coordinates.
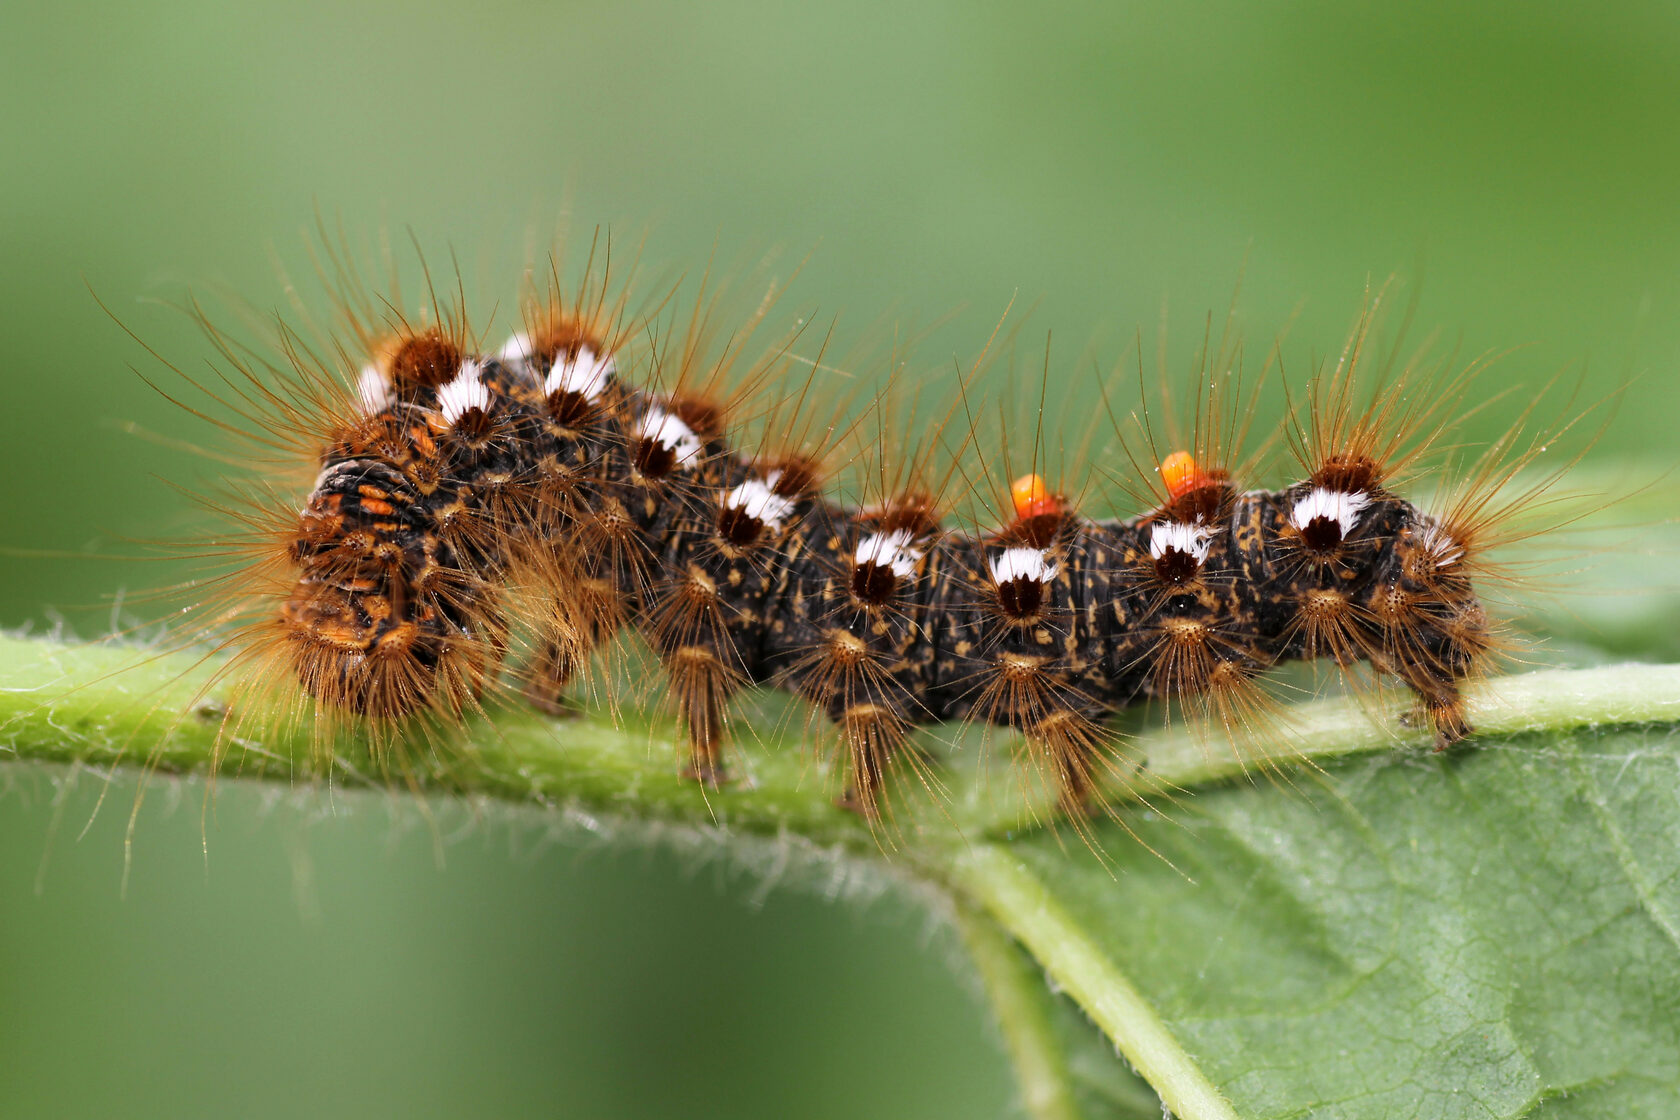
[159,236,1564,829]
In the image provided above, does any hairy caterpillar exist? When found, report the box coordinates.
[152,235,1568,829]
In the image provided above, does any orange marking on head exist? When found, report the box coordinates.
[1010,473,1064,521]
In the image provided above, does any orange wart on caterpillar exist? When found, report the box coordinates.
[131,237,1577,830]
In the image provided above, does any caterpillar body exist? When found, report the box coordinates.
[200,249,1518,827]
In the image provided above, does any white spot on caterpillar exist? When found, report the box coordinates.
[435,360,490,427]
[1291,488,1371,538]
[545,346,614,401]
[1149,521,1214,564]
[855,529,922,579]
[637,405,703,468]
[1417,522,1464,568]
[724,471,797,531]
[989,546,1058,585]
[357,364,393,413]
[496,332,533,363]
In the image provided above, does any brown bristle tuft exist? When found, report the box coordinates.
[1161,473,1231,524]
[873,492,940,537]
[385,329,463,389]
[766,456,820,496]
[672,396,725,436]
[533,314,611,362]
[1009,510,1069,550]
[1311,453,1380,494]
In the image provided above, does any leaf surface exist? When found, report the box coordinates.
[970,724,1680,1118]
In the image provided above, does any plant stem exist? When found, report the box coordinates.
[0,635,875,847]
[952,899,1085,1120]
[8,634,1680,846]
[947,845,1240,1120]
[1140,661,1680,790]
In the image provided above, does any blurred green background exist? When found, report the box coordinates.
[3,2,1679,1117]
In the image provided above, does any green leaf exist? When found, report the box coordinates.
[5,632,1680,1119]
[960,721,1680,1118]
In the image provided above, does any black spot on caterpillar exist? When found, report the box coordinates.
[152,238,1574,832]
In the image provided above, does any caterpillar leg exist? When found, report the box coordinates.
[664,645,746,784]
[834,702,911,817]
[1369,570,1491,750]
[519,577,624,715]
[1378,635,1481,750]
[646,565,751,785]
[1422,690,1472,749]
[521,636,587,716]
[978,650,1122,814]
[1024,708,1114,814]
[782,628,922,818]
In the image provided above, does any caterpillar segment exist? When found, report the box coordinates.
[761,493,943,814]
[273,306,1500,820]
